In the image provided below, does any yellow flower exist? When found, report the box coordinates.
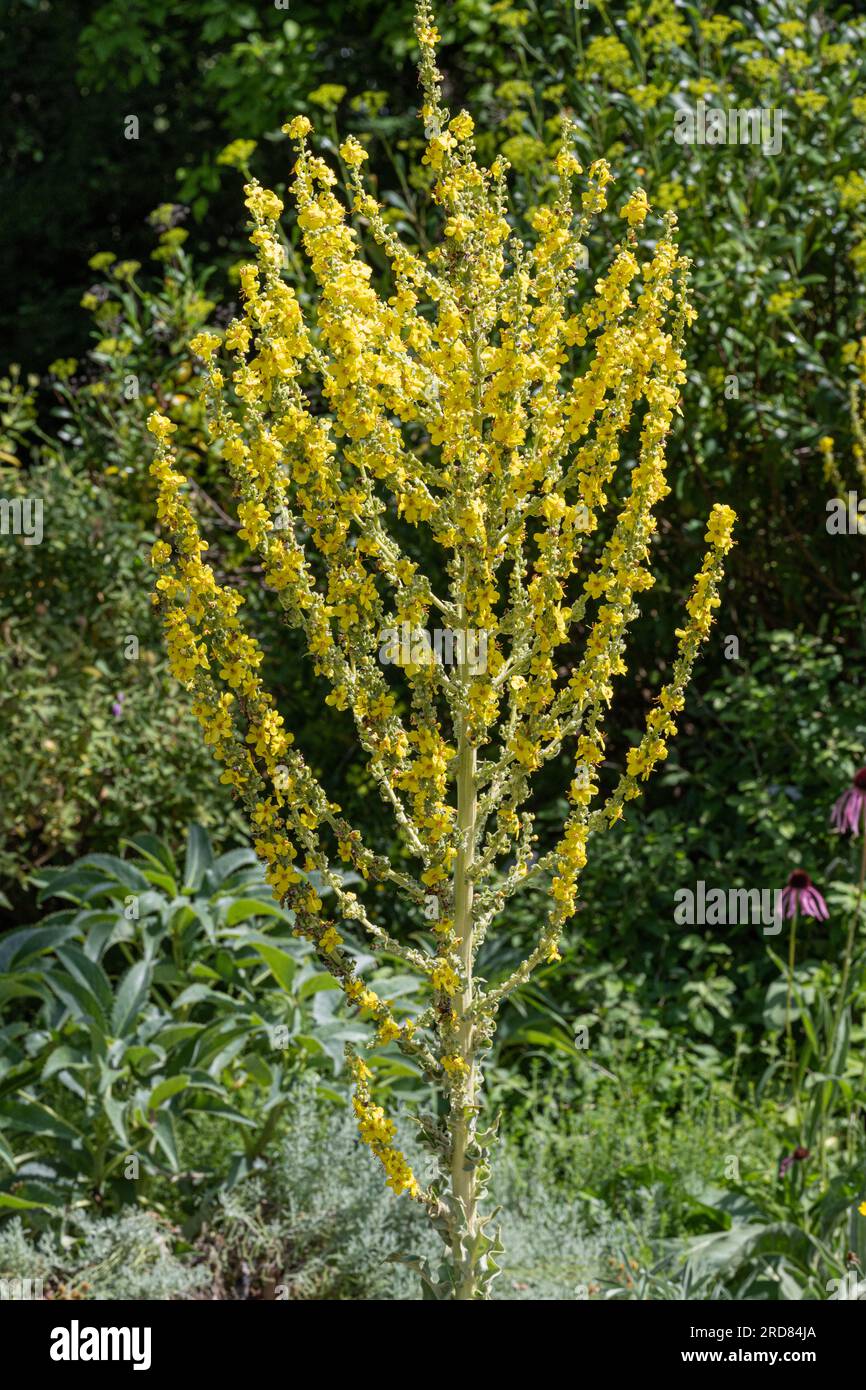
[217,139,257,168]
[619,188,650,226]
[449,112,474,141]
[146,412,177,442]
[48,357,77,380]
[704,503,737,553]
[339,136,369,168]
[376,1017,401,1045]
[766,286,799,316]
[190,332,222,360]
[349,1054,421,1199]
[283,115,312,139]
[308,84,346,111]
[431,960,459,993]
[319,925,342,952]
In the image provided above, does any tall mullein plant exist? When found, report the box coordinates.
[147,0,735,1300]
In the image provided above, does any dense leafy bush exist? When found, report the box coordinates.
[0,827,373,1216]
[0,456,239,886]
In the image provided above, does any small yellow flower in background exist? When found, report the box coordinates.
[697,15,742,46]
[766,285,800,316]
[743,56,780,86]
[217,139,257,169]
[629,83,670,111]
[859,1201,866,1216]
[779,48,811,75]
[350,90,388,115]
[47,358,77,380]
[495,78,532,107]
[111,260,141,280]
[152,227,189,262]
[308,83,346,111]
[580,34,633,85]
[88,251,116,271]
[794,91,828,115]
[823,42,855,65]
[499,134,547,174]
[655,178,691,212]
[836,171,866,212]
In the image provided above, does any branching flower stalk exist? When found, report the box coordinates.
[819,334,866,498]
[146,1,735,1300]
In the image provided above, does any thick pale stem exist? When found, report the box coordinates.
[450,632,479,1299]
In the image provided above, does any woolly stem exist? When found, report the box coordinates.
[449,626,480,1299]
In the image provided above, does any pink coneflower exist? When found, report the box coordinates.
[780,870,828,921]
[831,768,866,836]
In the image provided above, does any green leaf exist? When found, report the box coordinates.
[183,824,213,893]
[298,973,341,1001]
[112,960,152,1037]
[153,1110,179,1170]
[253,943,298,992]
[0,1130,15,1170]
[211,849,259,883]
[148,1074,190,1110]
[122,833,178,884]
[0,924,79,972]
[0,1098,81,1142]
[79,854,151,894]
[225,897,287,927]
[0,1192,48,1211]
[42,1044,87,1080]
[56,945,114,1017]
